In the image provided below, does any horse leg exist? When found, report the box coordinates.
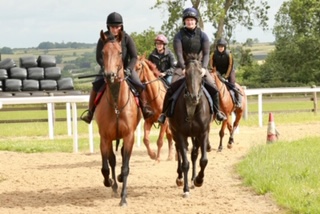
[228,112,242,147]
[218,121,227,152]
[175,143,183,187]
[100,138,118,196]
[143,122,157,160]
[118,135,134,207]
[194,135,208,187]
[156,124,166,162]
[165,124,175,161]
[190,137,199,188]
[181,143,190,198]
[227,119,234,149]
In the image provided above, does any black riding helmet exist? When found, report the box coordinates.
[106,12,123,30]
[216,38,227,50]
[182,7,198,23]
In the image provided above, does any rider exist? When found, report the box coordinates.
[148,34,176,85]
[157,7,227,124]
[211,38,241,108]
[80,12,154,124]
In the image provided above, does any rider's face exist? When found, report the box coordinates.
[109,25,122,36]
[184,18,197,30]
[217,45,225,53]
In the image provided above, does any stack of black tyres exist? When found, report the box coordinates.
[0,55,74,96]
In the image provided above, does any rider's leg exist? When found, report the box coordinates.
[80,89,97,124]
[229,71,242,108]
[158,69,183,124]
[204,70,227,121]
[129,69,154,119]
[80,77,104,124]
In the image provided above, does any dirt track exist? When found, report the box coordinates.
[1,122,319,214]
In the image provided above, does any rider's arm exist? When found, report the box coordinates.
[173,32,185,70]
[126,34,138,71]
[166,50,176,75]
[201,32,210,69]
[225,52,233,78]
[96,38,104,68]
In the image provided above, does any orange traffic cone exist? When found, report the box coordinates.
[266,112,279,144]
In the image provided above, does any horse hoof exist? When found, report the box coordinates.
[176,178,183,187]
[183,192,190,198]
[227,143,233,149]
[194,177,203,187]
[119,199,128,207]
[117,174,123,183]
[104,178,113,187]
[150,152,157,160]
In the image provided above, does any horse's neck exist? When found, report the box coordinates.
[105,80,130,105]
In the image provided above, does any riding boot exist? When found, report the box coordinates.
[212,92,227,122]
[157,93,170,124]
[235,90,242,108]
[138,91,154,119]
[80,90,97,124]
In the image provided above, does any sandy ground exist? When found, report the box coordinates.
[1,122,319,214]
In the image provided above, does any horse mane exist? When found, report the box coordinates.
[184,53,202,63]
[139,55,162,77]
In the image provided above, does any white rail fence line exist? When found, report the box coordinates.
[0,87,319,153]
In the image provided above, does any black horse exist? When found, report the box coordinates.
[168,53,213,197]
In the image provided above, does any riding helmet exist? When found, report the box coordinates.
[182,7,198,23]
[106,12,123,30]
[154,34,168,45]
[216,38,228,49]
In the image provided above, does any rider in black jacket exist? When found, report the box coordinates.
[80,12,154,124]
[158,7,227,124]
[211,38,241,107]
[148,34,176,85]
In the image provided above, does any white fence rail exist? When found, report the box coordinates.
[0,87,319,153]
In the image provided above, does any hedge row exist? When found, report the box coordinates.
[0,55,74,92]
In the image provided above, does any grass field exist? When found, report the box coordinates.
[237,137,320,213]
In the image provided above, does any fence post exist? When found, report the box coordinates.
[311,85,317,114]
[242,86,248,120]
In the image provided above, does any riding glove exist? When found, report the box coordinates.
[124,68,131,76]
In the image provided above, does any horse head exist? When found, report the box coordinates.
[184,53,204,105]
[135,55,161,81]
[100,30,124,84]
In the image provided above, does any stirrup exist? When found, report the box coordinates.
[157,114,166,124]
[80,109,93,124]
[216,111,227,122]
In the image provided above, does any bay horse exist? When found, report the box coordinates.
[94,30,141,206]
[169,53,212,197]
[210,70,247,152]
[135,55,174,161]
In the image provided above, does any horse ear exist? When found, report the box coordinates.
[100,30,107,42]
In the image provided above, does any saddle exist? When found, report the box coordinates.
[94,79,139,107]
[166,80,214,117]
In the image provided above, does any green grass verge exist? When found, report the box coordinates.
[237,137,320,214]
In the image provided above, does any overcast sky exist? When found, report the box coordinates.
[0,0,284,49]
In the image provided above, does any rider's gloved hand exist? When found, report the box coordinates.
[124,68,131,76]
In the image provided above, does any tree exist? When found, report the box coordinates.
[152,0,270,45]
[262,0,320,85]
[130,27,170,56]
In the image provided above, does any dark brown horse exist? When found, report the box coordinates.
[135,55,174,161]
[210,70,247,152]
[169,53,212,197]
[94,30,141,206]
